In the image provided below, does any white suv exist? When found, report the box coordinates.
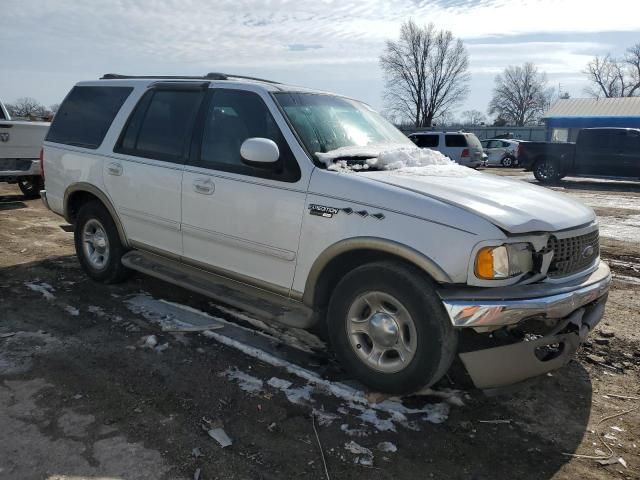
[408,131,484,168]
[41,73,611,393]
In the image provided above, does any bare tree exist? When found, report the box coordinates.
[461,109,486,126]
[584,43,640,98]
[49,103,60,115]
[6,97,47,118]
[488,63,552,126]
[380,20,470,128]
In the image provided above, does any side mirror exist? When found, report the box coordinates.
[240,138,280,168]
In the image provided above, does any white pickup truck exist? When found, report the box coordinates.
[41,74,611,393]
[0,100,49,198]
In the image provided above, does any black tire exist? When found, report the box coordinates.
[501,155,515,168]
[17,176,43,199]
[327,261,458,394]
[74,200,130,284]
[533,159,561,183]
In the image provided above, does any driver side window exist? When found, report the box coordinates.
[193,89,301,182]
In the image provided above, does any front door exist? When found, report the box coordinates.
[104,84,205,255]
[181,87,307,292]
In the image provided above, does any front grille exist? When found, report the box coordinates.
[545,229,599,278]
[0,159,33,171]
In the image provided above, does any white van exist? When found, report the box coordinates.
[408,131,484,168]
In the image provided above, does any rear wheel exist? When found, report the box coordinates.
[74,201,130,283]
[533,159,561,183]
[501,155,515,168]
[327,262,457,394]
[17,176,43,199]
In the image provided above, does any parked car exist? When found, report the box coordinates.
[480,138,520,167]
[0,100,49,198]
[408,131,484,168]
[42,73,610,393]
[518,127,640,183]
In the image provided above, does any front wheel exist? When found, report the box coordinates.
[17,176,43,199]
[74,201,130,283]
[533,159,561,183]
[327,262,457,394]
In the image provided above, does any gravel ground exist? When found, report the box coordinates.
[1,174,639,480]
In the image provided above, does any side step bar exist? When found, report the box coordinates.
[121,250,316,329]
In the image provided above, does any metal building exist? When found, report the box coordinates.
[544,97,640,142]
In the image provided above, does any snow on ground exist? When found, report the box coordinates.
[24,281,55,300]
[125,295,460,436]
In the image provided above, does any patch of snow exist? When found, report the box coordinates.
[267,377,292,390]
[87,305,105,317]
[377,441,397,453]
[318,144,475,177]
[225,368,264,394]
[598,214,640,242]
[24,282,55,300]
[64,305,79,316]
[313,408,340,427]
[340,423,369,437]
[344,441,374,466]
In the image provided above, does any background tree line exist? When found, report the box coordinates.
[381,20,639,128]
[4,97,59,120]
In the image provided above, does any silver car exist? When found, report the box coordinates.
[480,138,520,167]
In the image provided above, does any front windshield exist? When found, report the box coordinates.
[274,92,413,163]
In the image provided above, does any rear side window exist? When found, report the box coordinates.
[45,86,133,149]
[445,134,467,147]
[116,89,204,163]
[413,134,439,148]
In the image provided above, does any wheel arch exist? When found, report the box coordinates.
[301,237,452,311]
[64,183,129,247]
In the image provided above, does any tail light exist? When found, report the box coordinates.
[39,147,45,180]
[461,148,470,158]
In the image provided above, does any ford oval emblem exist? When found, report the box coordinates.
[582,245,594,258]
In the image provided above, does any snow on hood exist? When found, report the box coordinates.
[316,145,476,177]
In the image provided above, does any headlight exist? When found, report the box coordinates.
[475,243,533,280]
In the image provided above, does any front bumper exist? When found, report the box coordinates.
[439,262,611,389]
[440,262,611,329]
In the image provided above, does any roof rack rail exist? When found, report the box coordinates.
[100,72,280,84]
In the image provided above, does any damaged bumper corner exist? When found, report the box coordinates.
[459,293,607,389]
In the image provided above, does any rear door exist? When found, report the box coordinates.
[618,129,640,178]
[105,83,206,255]
[576,129,627,176]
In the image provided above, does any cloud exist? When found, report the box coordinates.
[288,44,323,51]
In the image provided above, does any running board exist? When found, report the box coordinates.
[121,250,316,329]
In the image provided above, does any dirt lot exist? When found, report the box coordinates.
[1,172,639,480]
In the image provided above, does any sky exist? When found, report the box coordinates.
[2,0,639,119]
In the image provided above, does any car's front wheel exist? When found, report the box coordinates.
[501,155,516,168]
[327,262,457,394]
[74,201,130,283]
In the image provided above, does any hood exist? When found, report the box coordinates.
[359,169,595,234]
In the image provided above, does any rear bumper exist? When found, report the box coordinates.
[0,159,41,179]
[440,262,611,329]
[40,189,50,210]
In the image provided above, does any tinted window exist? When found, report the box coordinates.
[445,134,467,147]
[194,89,300,182]
[45,86,133,149]
[414,134,439,148]
[116,89,203,162]
[621,130,640,153]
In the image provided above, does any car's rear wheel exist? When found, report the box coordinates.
[17,176,43,199]
[533,159,561,183]
[501,155,515,168]
[327,261,457,394]
[74,201,130,283]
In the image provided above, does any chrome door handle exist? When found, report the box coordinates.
[107,162,123,176]
[193,178,214,195]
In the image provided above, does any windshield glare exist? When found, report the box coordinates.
[274,92,413,163]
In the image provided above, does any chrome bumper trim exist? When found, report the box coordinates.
[442,262,611,328]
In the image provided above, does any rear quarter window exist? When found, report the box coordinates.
[445,134,467,147]
[45,86,133,149]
